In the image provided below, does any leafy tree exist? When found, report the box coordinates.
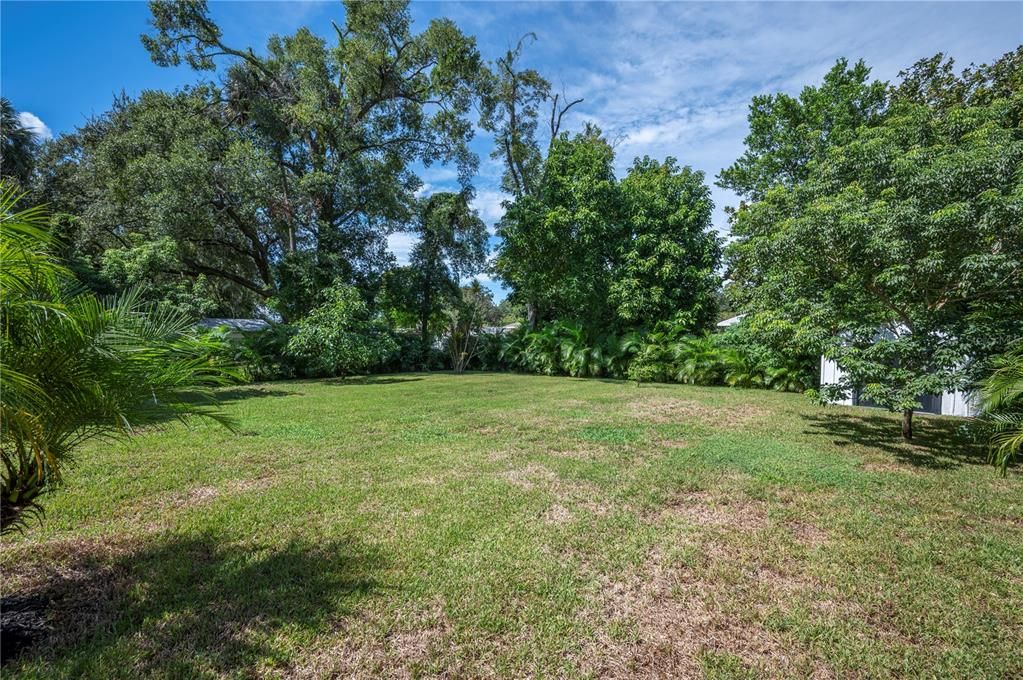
[35,88,283,316]
[0,98,37,188]
[495,125,621,328]
[380,192,487,360]
[37,0,483,320]
[718,58,887,201]
[724,50,1023,439]
[445,282,491,373]
[612,157,721,331]
[287,281,397,376]
[0,185,234,533]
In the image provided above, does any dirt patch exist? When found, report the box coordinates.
[167,485,220,509]
[786,521,829,546]
[544,503,574,525]
[290,600,458,679]
[225,476,275,493]
[502,462,559,490]
[650,490,769,531]
[656,439,689,449]
[627,397,767,428]
[579,547,830,679]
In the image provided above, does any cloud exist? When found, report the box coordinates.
[386,231,419,267]
[471,189,509,234]
[17,112,52,141]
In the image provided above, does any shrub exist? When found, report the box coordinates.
[287,282,398,377]
[0,185,235,533]
[978,341,1023,475]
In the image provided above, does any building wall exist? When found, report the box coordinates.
[819,356,853,405]
[818,356,979,417]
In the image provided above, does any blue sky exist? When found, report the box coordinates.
[3,1,1021,300]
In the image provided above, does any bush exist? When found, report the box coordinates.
[0,185,235,533]
[287,282,399,377]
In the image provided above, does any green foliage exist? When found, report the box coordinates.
[379,192,489,363]
[978,340,1023,474]
[497,128,721,332]
[723,49,1023,437]
[612,157,721,331]
[445,282,492,373]
[38,0,483,320]
[1,98,37,188]
[0,185,235,533]
[287,282,398,377]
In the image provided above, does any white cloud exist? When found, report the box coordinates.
[471,188,509,234]
[17,112,52,141]
[386,231,419,267]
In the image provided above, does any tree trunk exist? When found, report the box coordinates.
[901,409,913,441]
[526,302,539,330]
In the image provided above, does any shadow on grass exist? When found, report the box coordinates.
[215,387,300,404]
[801,410,988,470]
[323,375,423,386]
[2,532,384,675]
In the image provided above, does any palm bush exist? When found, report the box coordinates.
[0,185,236,533]
[978,341,1023,475]
[672,335,725,385]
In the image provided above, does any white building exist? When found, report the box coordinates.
[819,356,979,417]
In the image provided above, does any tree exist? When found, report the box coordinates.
[724,51,1023,439]
[1,98,37,188]
[494,125,622,329]
[612,157,721,331]
[381,192,488,359]
[286,281,398,376]
[445,282,491,373]
[477,33,581,326]
[36,0,484,320]
[718,58,887,201]
[478,33,581,199]
[0,184,235,533]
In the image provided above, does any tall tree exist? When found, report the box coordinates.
[612,157,721,331]
[0,98,37,188]
[718,58,887,201]
[724,50,1023,439]
[36,0,484,320]
[381,192,488,357]
[478,34,581,199]
[494,125,621,329]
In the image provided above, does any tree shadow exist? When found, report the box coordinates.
[801,410,989,470]
[2,532,385,675]
[323,375,424,386]
[215,387,301,404]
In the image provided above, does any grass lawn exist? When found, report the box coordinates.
[2,373,1021,678]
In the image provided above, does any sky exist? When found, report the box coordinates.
[3,1,1021,301]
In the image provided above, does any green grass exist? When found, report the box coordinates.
[2,373,1021,678]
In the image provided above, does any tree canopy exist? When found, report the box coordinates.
[723,48,1023,437]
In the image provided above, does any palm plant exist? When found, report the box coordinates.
[722,349,767,388]
[672,335,725,385]
[523,324,562,375]
[978,341,1023,475]
[558,322,605,378]
[1,184,236,533]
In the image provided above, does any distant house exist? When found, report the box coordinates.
[197,318,271,335]
[715,314,745,329]
[819,355,979,417]
[481,322,521,335]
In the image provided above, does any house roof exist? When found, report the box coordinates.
[198,318,271,332]
[715,314,746,328]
